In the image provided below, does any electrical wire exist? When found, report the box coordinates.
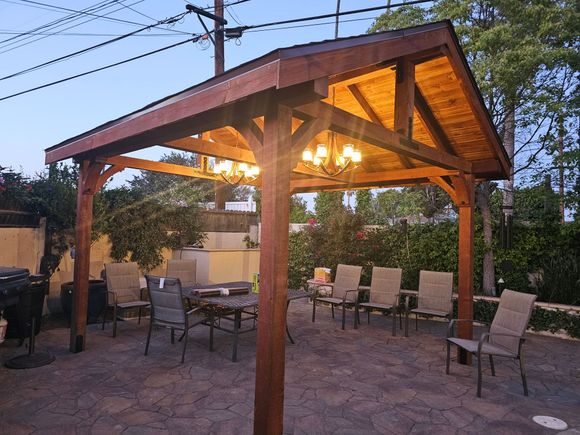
[0,34,203,102]
[0,10,193,81]
[0,0,427,102]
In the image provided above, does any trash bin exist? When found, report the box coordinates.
[60,279,107,324]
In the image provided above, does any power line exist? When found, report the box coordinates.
[0,10,193,81]
[0,30,184,37]
[0,34,203,102]
[0,0,427,102]
[234,0,430,32]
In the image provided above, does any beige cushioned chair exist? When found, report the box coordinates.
[103,262,150,337]
[358,267,402,336]
[166,259,197,287]
[446,289,537,397]
[405,270,453,336]
[311,264,362,330]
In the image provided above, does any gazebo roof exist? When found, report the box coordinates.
[45,21,509,192]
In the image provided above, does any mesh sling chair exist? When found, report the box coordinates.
[312,264,363,330]
[357,267,403,336]
[446,289,537,397]
[103,262,150,337]
[145,276,206,363]
[405,270,453,336]
[166,259,197,287]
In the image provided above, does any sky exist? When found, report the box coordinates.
[0,0,404,186]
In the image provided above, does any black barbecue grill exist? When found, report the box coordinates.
[0,266,55,369]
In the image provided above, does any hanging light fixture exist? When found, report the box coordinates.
[301,88,362,176]
[213,159,260,185]
[302,131,362,176]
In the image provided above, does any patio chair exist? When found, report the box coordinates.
[446,289,537,397]
[358,267,402,336]
[405,270,453,336]
[311,264,362,330]
[145,275,206,363]
[103,262,150,337]
[166,259,197,287]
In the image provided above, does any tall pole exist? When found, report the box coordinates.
[334,0,341,39]
[213,0,227,209]
[558,114,565,224]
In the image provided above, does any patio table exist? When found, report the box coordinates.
[184,282,310,361]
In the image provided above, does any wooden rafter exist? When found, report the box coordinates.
[347,83,413,169]
[294,101,472,173]
[414,86,456,155]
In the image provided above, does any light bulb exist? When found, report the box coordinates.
[238,162,249,173]
[352,150,362,163]
[302,149,313,162]
[313,156,322,166]
[316,144,327,158]
[343,144,354,158]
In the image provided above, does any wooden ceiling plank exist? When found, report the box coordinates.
[440,39,510,177]
[294,101,472,173]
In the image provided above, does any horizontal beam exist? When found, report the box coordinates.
[294,101,472,173]
[290,167,459,192]
[102,156,219,181]
[163,137,256,164]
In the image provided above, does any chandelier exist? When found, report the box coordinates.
[213,159,260,185]
[301,131,362,176]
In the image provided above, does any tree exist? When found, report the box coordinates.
[371,0,578,295]
[355,190,375,224]
[289,195,313,223]
[314,191,345,224]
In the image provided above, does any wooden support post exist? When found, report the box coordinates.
[253,103,292,435]
[70,160,103,353]
[454,174,475,364]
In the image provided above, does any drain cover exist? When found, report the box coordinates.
[532,416,568,430]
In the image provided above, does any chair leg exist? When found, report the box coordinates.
[445,341,451,374]
[341,304,346,330]
[519,351,529,396]
[112,305,118,338]
[353,304,358,329]
[489,355,496,376]
[404,310,409,337]
[144,319,153,356]
[171,328,175,344]
[477,350,483,397]
[102,306,107,330]
[367,309,370,324]
[312,298,316,323]
[392,311,397,337]
[181,328,188,364]
[415,313,418,331]
[331,304,335,319]
[138,307,142,325]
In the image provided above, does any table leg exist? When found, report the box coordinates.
[232,309,241,362]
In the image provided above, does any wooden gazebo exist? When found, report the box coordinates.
[45,21,509,434]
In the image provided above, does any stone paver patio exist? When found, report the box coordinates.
[1,301,579,434]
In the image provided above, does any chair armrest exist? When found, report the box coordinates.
[447,318,490,338]
[343,289,360,302]
[186,306,203,316]
[106,290,117,305]
[477,331,524,355]
[140,287,149,301]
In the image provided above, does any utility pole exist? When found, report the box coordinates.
[558,114,565,224]
[213,0,226,209]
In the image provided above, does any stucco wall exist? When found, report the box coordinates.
[0,219,45,274]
